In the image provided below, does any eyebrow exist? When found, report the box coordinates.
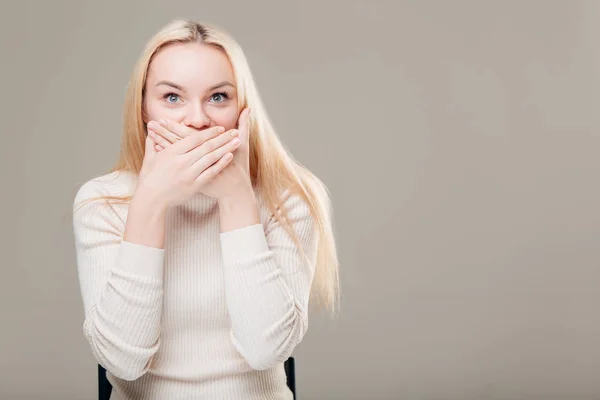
[155,80,235,92]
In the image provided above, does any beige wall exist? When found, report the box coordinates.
[1,0,599,399]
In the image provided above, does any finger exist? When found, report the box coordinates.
[148,129,172,149]
[155,144,164,152]
[190,134,241,176]
[185,129,239,165]
[147,121,181,144]
[158,118,197,139]
[171,126,226,155]
[144,134,156,159]
[194,152,234,186]
[237,107,251,142]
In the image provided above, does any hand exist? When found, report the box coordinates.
[147,108,253,201]
[230,107,251,177]
[136,125,241,208]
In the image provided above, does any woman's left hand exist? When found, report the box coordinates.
[147,108,253,201]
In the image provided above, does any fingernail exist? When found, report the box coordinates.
[159,119,167,127]
[230,129,239,137]
[147,121,158,129]
[232,138,240,146]
[217,127,225,133]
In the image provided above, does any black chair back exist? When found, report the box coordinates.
[98,357,296,399]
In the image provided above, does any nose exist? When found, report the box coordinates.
[183,104,211,130]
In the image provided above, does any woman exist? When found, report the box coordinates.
[72,19,339,400]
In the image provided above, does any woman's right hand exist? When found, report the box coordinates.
[136,126,241,208]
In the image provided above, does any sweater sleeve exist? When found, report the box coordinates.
[219,192,319,370]
[72,179,165,381]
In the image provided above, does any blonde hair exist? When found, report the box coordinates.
[75,20,340,313]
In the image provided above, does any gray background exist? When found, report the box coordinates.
[1,0,599,399]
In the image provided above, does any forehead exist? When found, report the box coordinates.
[146,42,235,89]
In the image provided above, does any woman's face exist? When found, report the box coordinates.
[143,42,239,132]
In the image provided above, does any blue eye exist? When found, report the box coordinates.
[163,93,180,104]
[210,92,229,103]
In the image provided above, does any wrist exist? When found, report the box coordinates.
[217,180,255,207]
[217,182,260,232]
[124,187,168,248]
[132,184,169,214]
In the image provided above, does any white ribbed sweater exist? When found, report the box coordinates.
[72,170,317,400]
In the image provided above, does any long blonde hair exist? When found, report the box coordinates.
[75,20,339,313]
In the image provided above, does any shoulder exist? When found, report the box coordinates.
[256,188,315,229]
[73,170,138,231]
[74,170,138,206]
[280,189,312,217]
